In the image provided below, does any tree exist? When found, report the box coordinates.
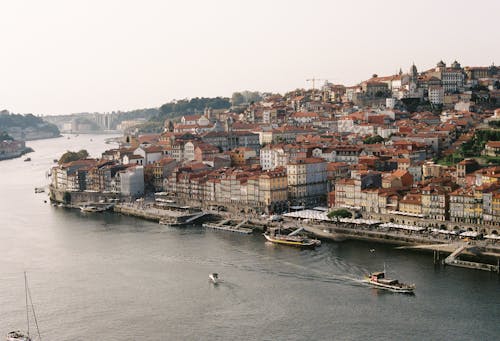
[327,209,353,221]
[231,92,245,106]
[156,97,230,121]
[58,149,89,164]
[363,135,384,144]
[0,131,13,140]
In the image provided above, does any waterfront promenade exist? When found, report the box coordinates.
[110,200,500,262]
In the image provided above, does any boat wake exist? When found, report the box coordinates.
[160,250,369,288]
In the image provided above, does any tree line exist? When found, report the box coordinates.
[155,97,231,121]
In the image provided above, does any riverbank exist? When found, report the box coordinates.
[296,220,500,268]
[48,188,500,268]
[0,147,34,161]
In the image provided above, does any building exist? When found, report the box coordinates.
[449,187,482,225]
[428,85,444,105]
[286,158,327,207]
[258,167,288,213]
[421,185,449,222]
[399,193,422,217]
[119,166,144,198]
[483,141,500,157]
[202,131,260,152]
[152,158,178,191]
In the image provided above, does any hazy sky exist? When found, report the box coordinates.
[1,0,498,115]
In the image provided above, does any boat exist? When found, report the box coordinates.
[208,273,220,284]
[23,157,31,162]
[80,205,99,213]
[6,272,42,341]
[6,331,32,341]
[263,227,321,248]
[364,267,415,294]
[80,204,110,213]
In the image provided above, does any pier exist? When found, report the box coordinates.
[115,203,211,225]
[203,218,254,234]
[399,242,500,273]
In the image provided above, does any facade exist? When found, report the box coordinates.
[428,85,444,104]
[119,166,144,197]
[286,158,327,207]
[202,131,260,152]
[258,167,288,213]
[483,141,500,157]
[421,185,449,221]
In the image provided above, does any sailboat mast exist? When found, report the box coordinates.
[24,272,30,338]
[27,280,42,341]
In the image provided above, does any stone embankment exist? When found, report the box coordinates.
[298,220,500,269]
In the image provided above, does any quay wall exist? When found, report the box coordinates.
[114,204,162,222]
[49,187,119,205]
[303,222,500,262]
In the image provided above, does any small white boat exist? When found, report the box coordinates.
[208,273,220,284]
[6,330,32,341]
[80,205,98,213]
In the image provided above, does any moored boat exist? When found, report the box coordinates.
[263,228,321,248]
[80,205,98,213]
[6,331,32,341]
[364,269,415,294]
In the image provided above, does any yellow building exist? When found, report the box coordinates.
[399,193,422,216]
[258,167,288,213]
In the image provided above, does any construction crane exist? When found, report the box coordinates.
[306,77,330,100]
[306,77,330,99]
[306,77,328,91]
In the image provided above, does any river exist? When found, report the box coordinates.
[0,134,499,340]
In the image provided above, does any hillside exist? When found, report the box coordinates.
[0,110,60,140]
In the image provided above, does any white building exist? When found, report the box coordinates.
[428,85,444,105]
[260,145,287,170]
[119,166,144,197]
[134,146,163,164]
[184,141,196,161]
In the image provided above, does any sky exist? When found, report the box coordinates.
[0,0,499,116]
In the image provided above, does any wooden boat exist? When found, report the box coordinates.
[364,267,415,294]
[263,228,321,248]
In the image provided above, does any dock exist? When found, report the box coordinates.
[203,219,253,234]
[444,243,500,273]
[399,242,500,273]
[115,203,210,226]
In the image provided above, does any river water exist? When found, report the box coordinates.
[0,134,499,341]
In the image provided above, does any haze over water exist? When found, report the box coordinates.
[0,134,499,340]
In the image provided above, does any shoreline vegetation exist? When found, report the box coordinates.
[0,110,60,141]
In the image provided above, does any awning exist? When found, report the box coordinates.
[379,223,425,232]
[459,231,479,237]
